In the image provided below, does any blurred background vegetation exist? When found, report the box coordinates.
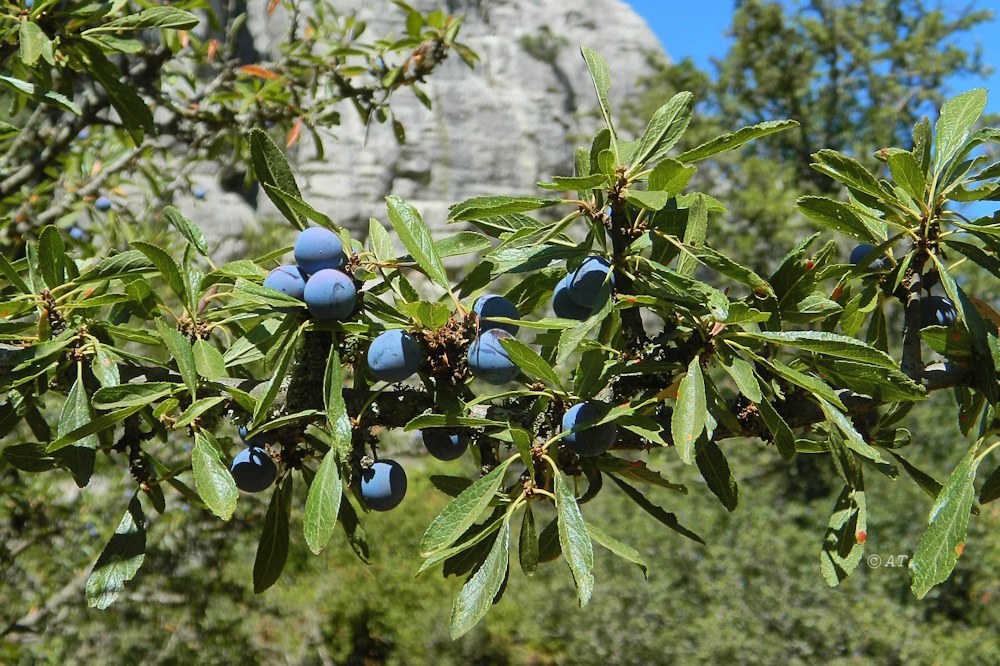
[4,1,1000,663]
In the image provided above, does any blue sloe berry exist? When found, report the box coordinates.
[294,227,346,276]
[468,329,519,384]
[473,293,520,335]
[422,430,469,461]
[303,269,357,320]
[849,243,887,271]
[263,264,307,300]
[360,459,407,511]
[920,295,958,328]
[95,196,112,211]
[552,274,591,320]
[562,401,617,457]
[367,329,422,382]
[230,447,277,492]
[567,256,614,308]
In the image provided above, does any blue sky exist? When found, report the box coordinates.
[625,0,1000,116]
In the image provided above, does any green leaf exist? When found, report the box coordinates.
[46,404,144,452]
[0,74,80,114]
[324,346,352,454]
[448,196,561,223]
[2,442,57,472]
[810,149,885,200]
[37,225,65,289]
[304,448,342,555]
[887,150,927,202]
[80,43,153,142]
[156,320,198,399]
[677,119,798,163]
[416,514,504,575]
[671,356,706,464]
[449,518,510,639]
[685,244,771,295]
[624,189,670,211]
[934,89,988,176]
[676,193,708,278]
[88,7,199,31]
[132,241,188,308]
[648,158,696,196]
[819,399,887,465]
[58,370,98,450]
[85,495,145,610]
[536,174,608,191]
[248,128,305,229]
[386,195,451,292]
[797,196,880,243]
[695,438,738,511]
[369,218,397,262]
[722,354,762,403]
[193,339,228,381]
[0,252,30,294]
[405,414,506,430]
[420,458,513,556]
[499,337,563,390]
[519,504,538,576]
[909,444,981,598]
[889,451,943,501]
[254,476,292,593]
[556,282,613,365]
[19,21,52,66]
[820,483,867,587]
[173,397,225,429]
[192,431,238,521]
[251,325,301,429]
[737,330,897,369]
[587,523,648,578]
[630,92,693,171]
[556,472,594,607]
[92,383,175,410]
[163,207,209,257]
[607,474,705,544]
[580,47,617,154]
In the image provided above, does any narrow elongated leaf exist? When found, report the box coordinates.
[132,241,187,306]
[387,195,450,291]
[19,21,52,66]
[671,356,706,464]
[417,514,505,575]
[449,519,510,639]
[324,346,352,449]
[580,47,617,149]
[58,371,98,449]
[251,325,301,429]
[499,337,563,390]
[89,7,199,31]
[304,448,342,554]
[0,74,80,114]
[248,128,305,229]
[819,399,887,465]
[2,443,57,472]
[797,196,877,243]
[86,495,145,609]
[588,523,648,578]
[0,252,30,293]
[676,194,707,278]
[448,196,561,222]
[934,89,988,175]
[677,119,798,163]
[556,472,594,606]
[695,438,738,511]
[192,431,238,520]
[173,397,225,429]
[46,404,144,452]
[254,476,293,593]
[811,149,884,199]
[608,474,705,544]
[37,225,65,289]
[910,444,981,598]
[164,207,209,256]
[630,92,693,170]
[722,354,763,403]
[738,330,897,369]
[421,458,513,555]
[519,504,539,576]
[156,320,197,399]
[80,43,153,141]
[92,383,174,410]
[820,483,867,587]
[193,339,228,381]
[887,150,927,202]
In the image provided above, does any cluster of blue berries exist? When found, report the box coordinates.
[263,227,357,321]
[552,256,615,320]
[230,425,278,493]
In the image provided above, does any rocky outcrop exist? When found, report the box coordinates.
[193,0,665,256]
